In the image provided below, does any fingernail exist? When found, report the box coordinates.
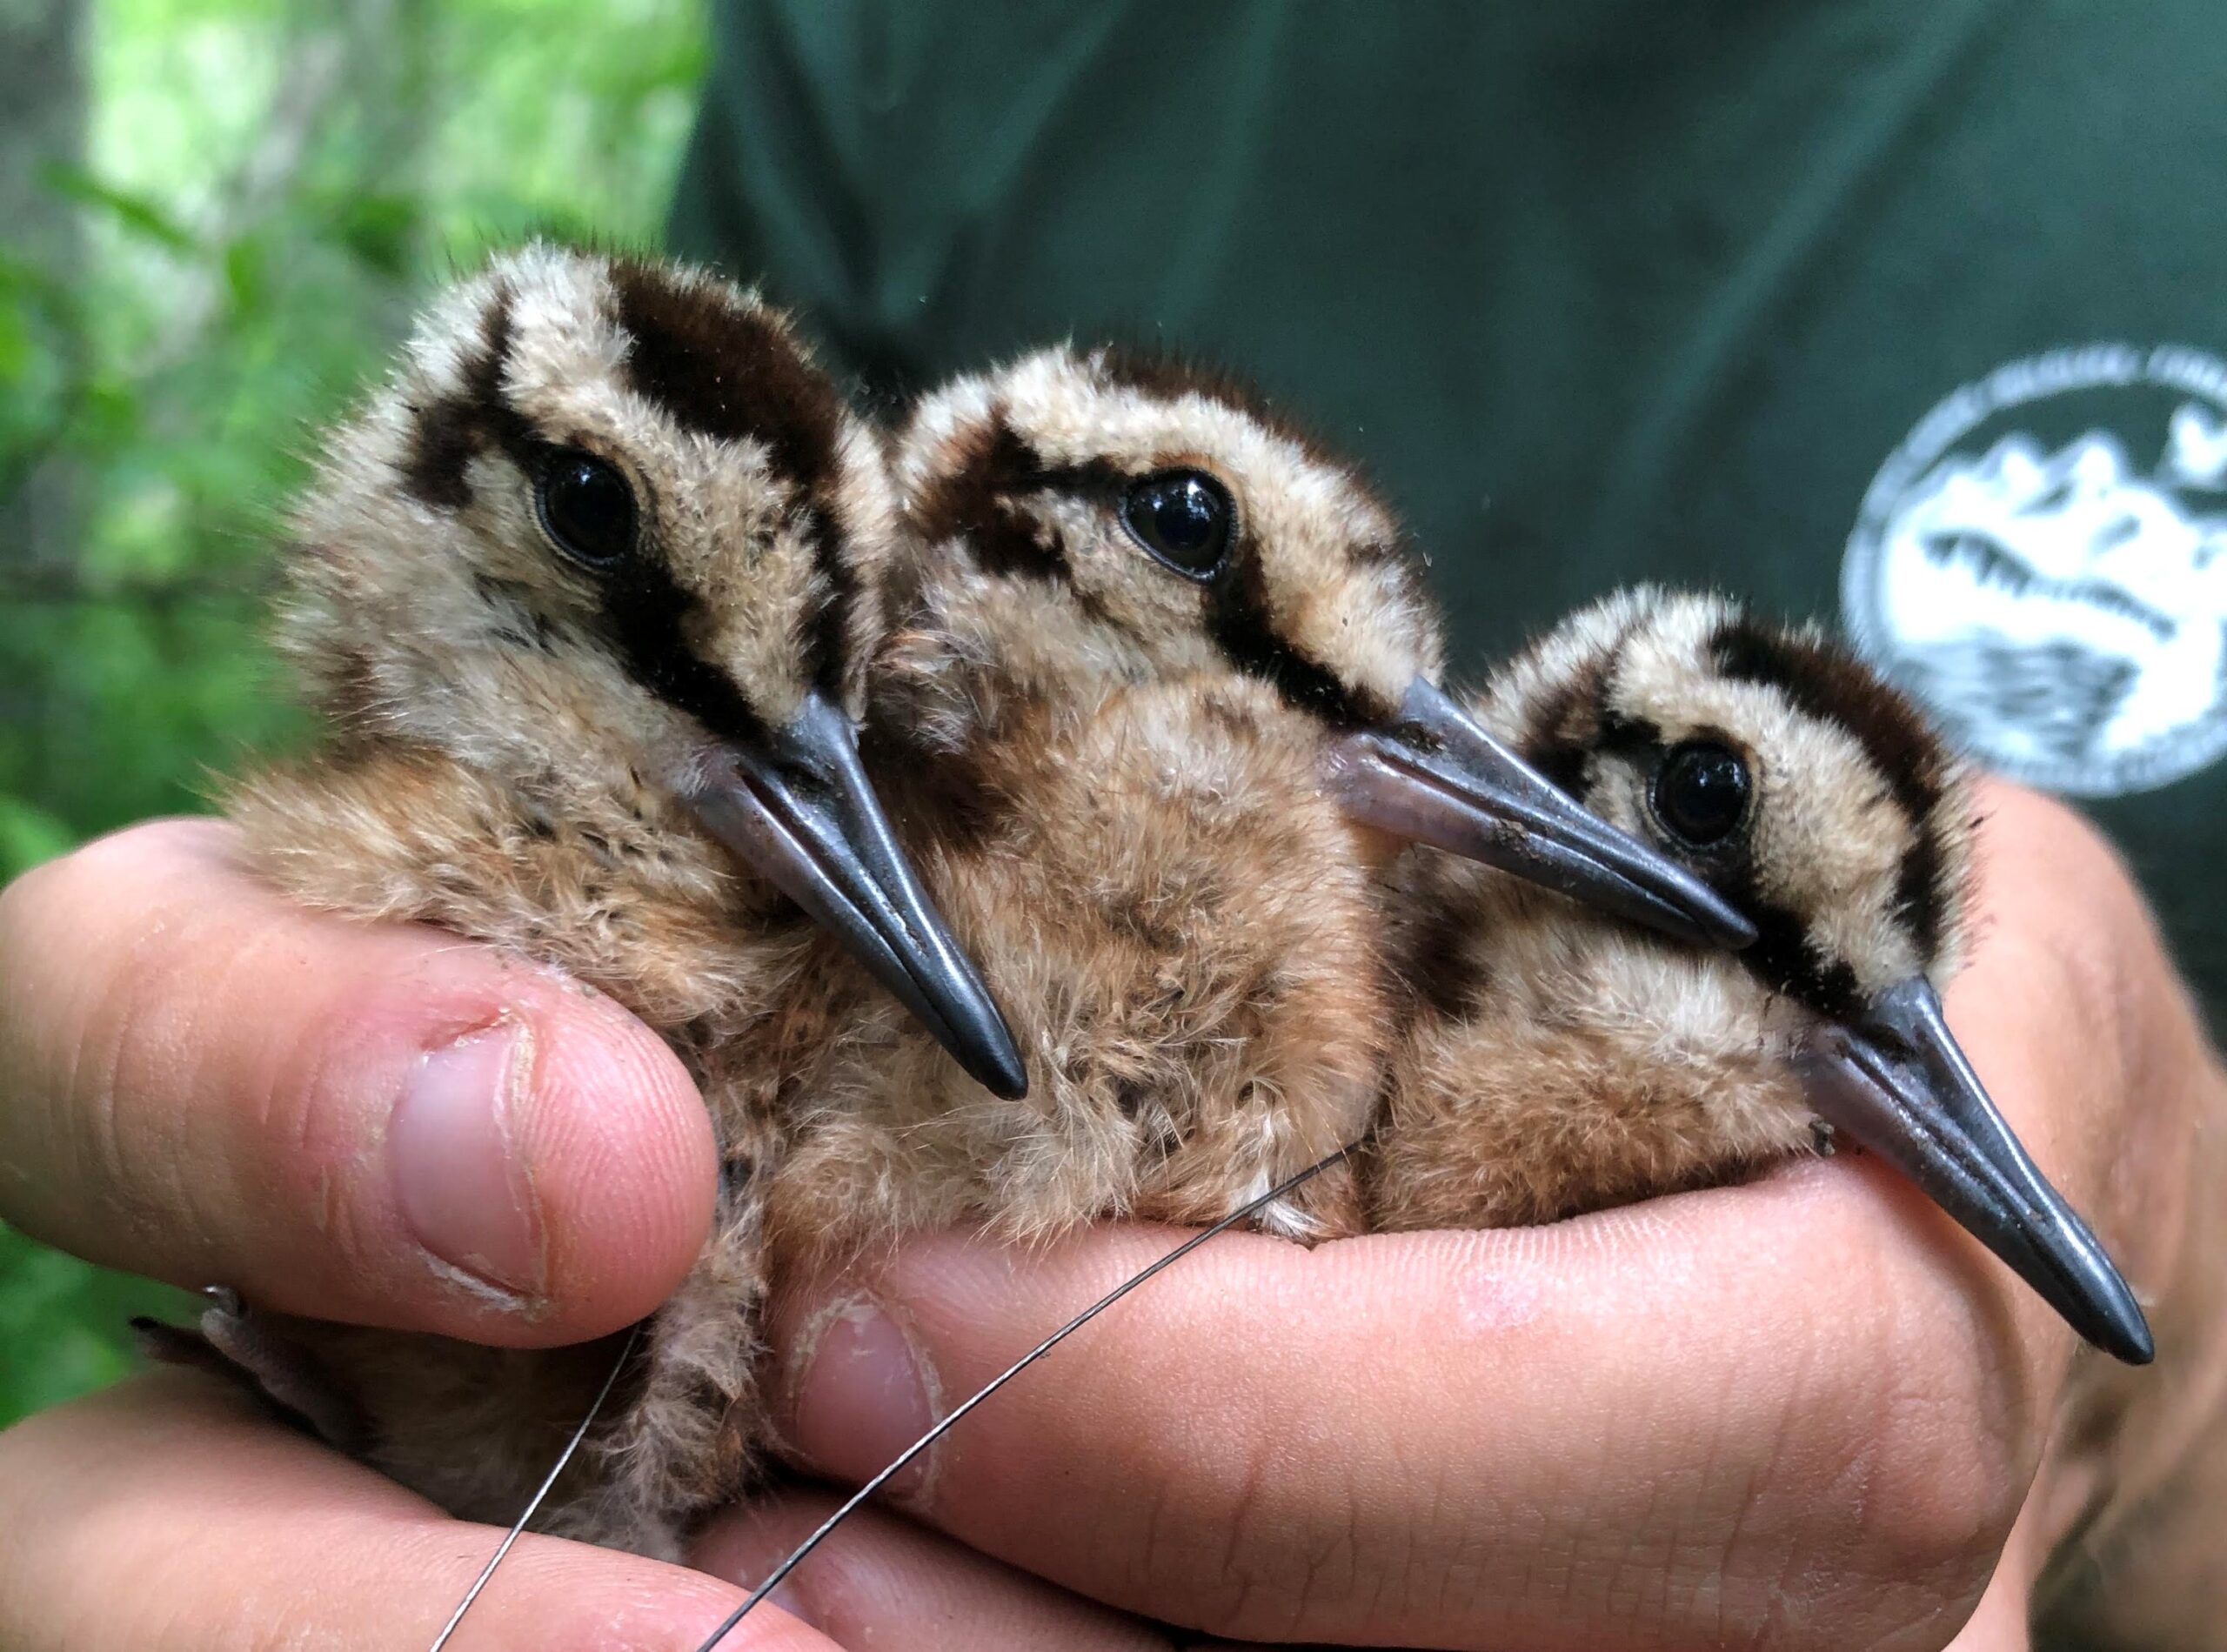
[787,1294,939,1504]
[388,1020,544,1296]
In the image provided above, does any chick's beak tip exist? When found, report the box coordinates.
[1803,976,2151,1365]
[681,689,1029,1102]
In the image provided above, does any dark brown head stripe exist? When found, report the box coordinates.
[400,268,847,730]
[595,553,774,749]
[798,505,859,695]
[1097,347,1409,584]
[913,371,1384,729]
[1709,619,1946,827]
[403,286,538,510]
[1516,611,1648,794]
[908,412,1083,580]
[608,261,861,694]
[1094,344,1274,420]
[608,261,841,489]
[1202,543,1373,728]
[403,398,477,510]
[1709,618,1954,958]
[1504,612,1867,1013]
[1740,900,1866,1020]
[1639,768,1869,1020]
[1892,821,1945,960]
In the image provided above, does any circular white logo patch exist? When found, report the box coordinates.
[1842,344,2227,796]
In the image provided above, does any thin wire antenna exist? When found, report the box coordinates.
[692,1144,1354,1652]
[426,1321,644,1652]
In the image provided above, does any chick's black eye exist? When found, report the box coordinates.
[1651,739,1751,848]
[536,451,636,567]
[1120,469,1232,579]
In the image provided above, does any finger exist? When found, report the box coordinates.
[1954,780,2195,1287]
[0,1369,823,1652]
[1942,1496,2044,1652]
[0,819,717,1345]
[692,1484,1169,1650]
[1966,793,2227,1643]
[1943,1575,2031,1652]
[746,783,2177,1650]
[763,1159,2068,1652]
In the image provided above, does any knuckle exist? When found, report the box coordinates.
[1838,1334,2026,1607]
[1720,1276,2026,1649]
[0,831,206,1241]
[0,847,60,939]
[0,834,112,987]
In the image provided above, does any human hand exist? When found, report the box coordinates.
[0,819,1165,1648]
[3,783,2218,1650]
[0,1366,1170,1649]
[0,818,718,1346]
[752,780,2224,1650]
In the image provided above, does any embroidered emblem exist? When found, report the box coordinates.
[1843,344,2227,795]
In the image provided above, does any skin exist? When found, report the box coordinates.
[0,779,2220,1650]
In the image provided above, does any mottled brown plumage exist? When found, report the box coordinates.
[178,244,1000,1556]
[772,671,1393,1257]
[752,338,1735,1276]
[1363,590,2150,1368]
[764,351,1750,1267]
[1368,587,1976,1228]
[766,345,1430,1259]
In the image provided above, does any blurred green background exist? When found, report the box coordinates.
[0,0,708,1428]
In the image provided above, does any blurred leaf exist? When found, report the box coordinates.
[221,231,269,315]
[0,796,75,880]
[0,295,30,387]
[39,160,197,251]
[327,190,419,276]
[73,373,142,449]
[0,1222,197,1422]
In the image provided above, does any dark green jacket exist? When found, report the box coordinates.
[672,0,2227,1034]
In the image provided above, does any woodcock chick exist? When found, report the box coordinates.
[166,244,1030,1556]
[1365,588,2151,1363]
[765,348,1756,1267]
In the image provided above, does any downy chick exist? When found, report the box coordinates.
[177,245,1024,1555]
[767,349,1754,1264]
[1366,588,2150,1363]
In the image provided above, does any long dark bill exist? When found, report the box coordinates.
[684,689,1028,1100]
[1325,677,1757,951]
[1803,976,2152,1364]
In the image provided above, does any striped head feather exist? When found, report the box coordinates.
[1480,586,1978,1013]
[277,243,893,815]
[879,343,1441,743]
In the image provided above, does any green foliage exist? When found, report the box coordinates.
[0,1222,197,1424]
[0,0,708,1431]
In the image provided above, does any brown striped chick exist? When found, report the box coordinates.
[763,349,1753,1267]
[167,244,1023,1557]
[1365,588,2151,1364]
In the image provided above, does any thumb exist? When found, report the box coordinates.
[0,819,716,1345]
